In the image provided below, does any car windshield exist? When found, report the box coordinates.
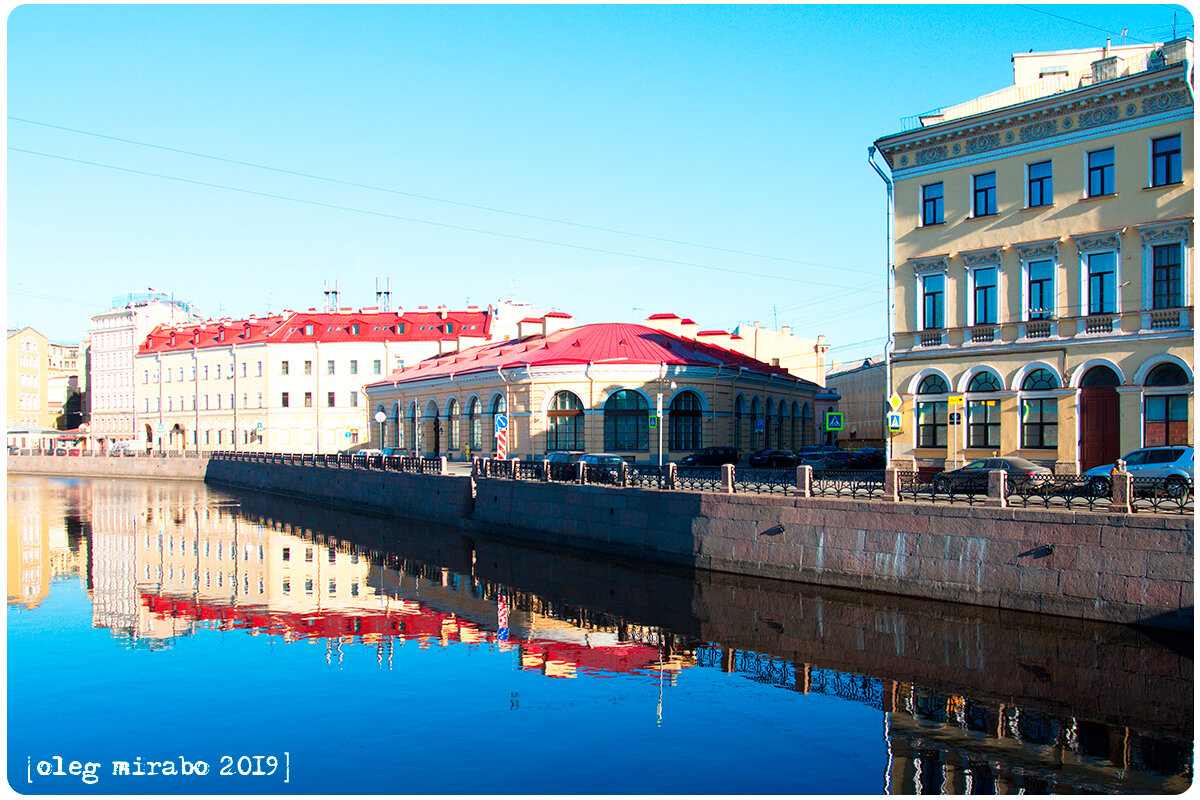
[964,460,988,470]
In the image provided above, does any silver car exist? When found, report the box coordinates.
[1084,446,1194,495]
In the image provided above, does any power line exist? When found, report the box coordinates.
[11,146,884,293]
[8,115,880,278]
[1016,5,1153,43]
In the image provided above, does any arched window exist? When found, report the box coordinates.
[764,398,774,449]
[916,375,948,448]
[776,402,786,449]
[1145,363,1190,446]
[1081,366,1120,387]
[604,390,648,451]
[468,397,482,451]
[800,402,812,447]
[490,394,507,453]
[790,401,799,449]
[966,371,1001,448]
[1146,362,1188,386]
[669,390,703,451]
[733,395,745,450]
[374,404,387,448]
[408,402,420,453]
[390,401,403,448]
[1021,368,1059,391]
[917,374,949,395]
[546,391,584,451]
[750,396,762,447]
[446,398,460,451]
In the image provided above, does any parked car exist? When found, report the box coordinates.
[747,449,799,468]
[1083,446,1194,496]
[546,451,583,464]
[933,457,1052,493]
[578,453,631,484]
[679,447,739,467]
[381,447,402,457]
[353,448,383,461]
[852,447,886,469]
[796,445,841,468]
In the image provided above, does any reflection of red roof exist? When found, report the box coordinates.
[365,323,811,388]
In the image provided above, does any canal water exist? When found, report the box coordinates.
[7,476,1193,794]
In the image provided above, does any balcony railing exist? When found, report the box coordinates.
[969,325,997,343]
[919,330,944,347]
[1149,309,1183,330]
[1083,315,1117,334]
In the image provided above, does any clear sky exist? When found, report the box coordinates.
[7,3,1192,367]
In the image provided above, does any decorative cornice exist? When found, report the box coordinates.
[1137,220,1191,246]
[961,248,1003,268]
[1073,230,1124,253]
[911,256,949,275]
[1016,239,1060,261]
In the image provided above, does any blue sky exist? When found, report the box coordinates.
[7,4,1192,366]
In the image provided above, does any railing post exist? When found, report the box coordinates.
[439,456,448,475]
[882,466,900,502]
[1111,470,1132,513]
[576,461,586,485]
[511,458,519,479]
[986,469,1007,507]
[666,463,677,490]
[720,463,735,494]
[619,462,629,487]
[795,464,812,498]
[541,459,551,482]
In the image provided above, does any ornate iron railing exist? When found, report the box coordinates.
[582,463,623,485]
[546,462,578,483]
[1131,476,1194,514]
[514,461,544,481]
[812,469,886,498]
[628,464,669,490]
[1005,474,1112,511]
[675,466,722,492]
[733,467,796,494]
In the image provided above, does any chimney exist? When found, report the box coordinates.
[542,312,574,337]
[437,305,448,319]
[679,318,699,340]
[781,325,791,337]
[696,330,733,349]
[517,317,543,338]
[644,313,682,337]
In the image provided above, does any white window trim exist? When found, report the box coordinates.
[969,171,997,218]
[1138,222,1190,311]
[964,262,1000,327]
[1084,146,1116,199]
[1074,230,1124,317]
[1024,159,1052,209]
[920,272,947,330]
[1019,253,1058,322]
[1147,132,1182,188]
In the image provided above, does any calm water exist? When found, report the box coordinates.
[7,476,1193,794]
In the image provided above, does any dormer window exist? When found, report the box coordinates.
[350,323,360,335]
[446,323,453,334]
[304,324,314,335]
[397,323,405,334]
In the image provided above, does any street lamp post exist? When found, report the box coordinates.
[375,410,386,449]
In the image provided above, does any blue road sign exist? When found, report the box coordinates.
[824,412,844,432]
[494,414,508,432]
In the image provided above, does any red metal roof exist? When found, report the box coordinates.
[137,309,492,354]
[366,322,811,387]
[645,313,680,320]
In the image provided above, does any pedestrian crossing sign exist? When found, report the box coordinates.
[824,412,844,432]
[887,412,902,432]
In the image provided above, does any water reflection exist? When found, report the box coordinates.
[8,476,1194,794]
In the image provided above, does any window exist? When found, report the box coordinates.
[1153,244,1182,309]
[305,547,313,562]
[304,324,314,335]
[327,360,335,375]
[604,390,649,451]
[973,172,997,216]
[215,364,221,379]
[1152,134,1182,186]
[373,360,382,374]
[326,391,335,407]
[972,267,998,325]
[203,365,209,380]
[546,391,584,451]
[350,391,358,408]
[1021,399,1058,448]
[669,391,703,451]
[1022,368,1058,391]
[328,548,336,563]
[921,182,944,225]
[447,398,459,450]
[1087,252,1117,314]
[257,393,263,408]
[468,397,482,450]
[241,363,247,378]
[922,273,945,329]
[917,396,947,448]
[304,360,312,375]
[350,360,358,375]
[351,323,360,335]
[1027,160,1052,207]
[1087,148,1115,197]
[282,547,290,562]
[1145,396,1189,446]
[304,579,313,596]
[304,392,313,407]
[281,361,289,375]
[446,323,454,334]
[734,395,745,450]
[281,392,289,407]
[966,371,1001,448]
[1027,259,1054,319]
[256,361,263,376]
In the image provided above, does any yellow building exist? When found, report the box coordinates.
[8,327,50,428]
[825,357,886,449]
[874,40,1193,472]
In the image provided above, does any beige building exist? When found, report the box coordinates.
[826,357,886,449]
[874,40,1193,473]
[363,313,831,462]
[8,327,50,428]
[647,316,830,387]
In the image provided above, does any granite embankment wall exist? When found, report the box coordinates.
[7,454,209,481]
[11,456,1193,629]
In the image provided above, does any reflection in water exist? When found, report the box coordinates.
[8,477,1194,794]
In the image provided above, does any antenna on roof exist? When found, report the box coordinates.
[376,277,391,312]
[323,279,340,312]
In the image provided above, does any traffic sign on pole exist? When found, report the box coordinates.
[887,412,902,433]
[824,412,844,432]
[494,414,508,459]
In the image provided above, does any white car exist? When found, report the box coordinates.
[1084,446,1194,496]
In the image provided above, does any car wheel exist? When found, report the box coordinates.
[1088,477,1111,498]
[934,477,951,494]
[1165,476,1189,498]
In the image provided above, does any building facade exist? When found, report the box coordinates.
[363,314,831,462]
[89,292,200,448]
[8,327,50,428]
[874,40,1193,473]
[825,357,886,449]
[134,304,524,453]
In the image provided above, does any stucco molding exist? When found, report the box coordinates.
[1073,230,1123,254]
[911,256,950,276]
[1016,239,1061,261]
[1136,221,1191,246]
[961,248,1003,269]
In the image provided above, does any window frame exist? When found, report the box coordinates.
[1085,250,1119,315]
[1023,257,1056,321]
[1150,133,1182,187]
[972,171,997,217]
[968,265,999,326]
[921,181,944,226]
[1086,147,1115,198]
[921,273,946,330]
[1026,160,1053,208]
[1152,242,1183,310]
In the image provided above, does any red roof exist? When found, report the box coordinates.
[138,309,492,354]
[366,322,811,387]
[645,313,680,320]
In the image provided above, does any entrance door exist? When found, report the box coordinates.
[1079,366,1120,470]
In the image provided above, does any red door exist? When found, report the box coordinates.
[1079,387,1119,470]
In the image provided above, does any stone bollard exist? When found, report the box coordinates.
[721,463,735,493]
[511,458,519,479]
[619,462,629,487]
[986,469,1007,507]
[666,463,678,490]
[795,464,813,498]
[541,460,551,482]
[577,461,586,484]
[439,456,448,475]
[1111,471,1132,513]
[882,466,900,502]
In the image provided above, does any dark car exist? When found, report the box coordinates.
[748,449,799,468]
[578,453,632,485]
[933,457,1052,493]
[679,447,739,467]
[852,447,886,469]
[546,450,583,480]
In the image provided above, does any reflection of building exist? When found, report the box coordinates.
[825,357,886,449]
[874,41,1194,472]
[7,483,50,608]
[363,313,831,460]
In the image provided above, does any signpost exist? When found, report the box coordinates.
[374,410,386,449]
[824,412,844,431]
[887,412,902,433]
[888,393,902,412]
[494,413,508,459]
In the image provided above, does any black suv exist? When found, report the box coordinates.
[679,447,739,466]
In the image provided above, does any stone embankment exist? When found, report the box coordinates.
[9,454,1193,630]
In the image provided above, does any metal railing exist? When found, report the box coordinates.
[733,467,796,495]
[675,466,723,492]
[208,450,445,475]
[1131,476,1194,514]
[1005,474,1112,512]
[812,469,886,499]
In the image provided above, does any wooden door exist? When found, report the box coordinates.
[1079,387,1119,469]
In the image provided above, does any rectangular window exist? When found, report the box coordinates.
[1027,259,1054,319]
[373,359,382,374]
[215,364,221,379]
[257,392,263,408]
[917,401,947,448]
[1145,395,1189,446]
[256,361,263,377]
[241,363,247,378]
[1027,160,1052,207]
[350,360,358,375]
[1087,148,1115,197]
[304,360,312,375]
[973,172,997,216]
[922,274,945,329]
[328,548,336,563]
[1021,399,1058,448]
[921,182,944,225]
[304,578,313,595]
[350,392,358,408]
[281,361,289,375]
[215,394,222,410]
[1087,252,1117,314]
[205,431,210,445]
[973,267,998,325]
[327,360,335,375]
[282,547,290,562]
[1153,243,1182,309]
[203,365,209,380]
[304,392,313,407]
[328,579,336,596]
[327,391,335,407]
[281,392,289,407]
[967,400,1000,448]
[351,323,360,335]
[282,579,290,595]
[305,547,313,562]
[1152,134,1182,187]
